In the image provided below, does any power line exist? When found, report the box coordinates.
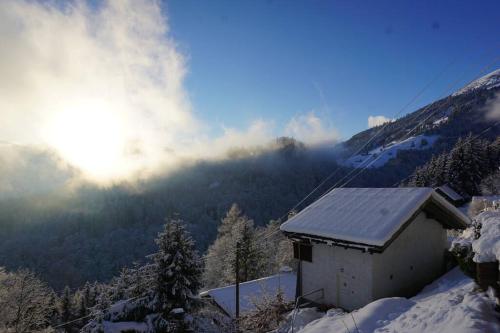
[203,54,500,266]
[271,57,459,223]
[392,120,500,188]
[312,55,500,200]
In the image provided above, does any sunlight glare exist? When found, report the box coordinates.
[45,100,126,180]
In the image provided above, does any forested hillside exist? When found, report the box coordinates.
[0,79,499,290]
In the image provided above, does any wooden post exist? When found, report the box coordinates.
[235,241,240,319]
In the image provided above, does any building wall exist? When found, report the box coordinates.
[371,212,447,299]
[300,212,447,311]
[301,243,373,311]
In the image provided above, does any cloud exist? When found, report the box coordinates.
[368,115,394,128]
[0,0,340,184]
[484,93,500,121]
[284,112,340,145]
[0,0,197,181]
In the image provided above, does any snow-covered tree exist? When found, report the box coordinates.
[0,268,55,333]
[203,204,264,288]
[151,217,203,314]
[480,170,500,195]
[446,135,488,195]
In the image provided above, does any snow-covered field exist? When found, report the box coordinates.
[342,135,439,169]
[286,268,500,333]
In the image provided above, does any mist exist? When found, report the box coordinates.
[0,0,339,185]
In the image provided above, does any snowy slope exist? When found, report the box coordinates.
[293,268,500,333]
[452,69,500,96]
[342,135,439,169]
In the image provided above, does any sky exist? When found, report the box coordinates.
[165,0,500,136]
[0,0,499,182]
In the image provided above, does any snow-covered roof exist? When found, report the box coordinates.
[280,187,469,248]
[200,271,296,317]
[436,184,463,202]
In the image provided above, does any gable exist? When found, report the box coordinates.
[280,187,469,250]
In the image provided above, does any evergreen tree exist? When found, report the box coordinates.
[59,286,73,329]
[151,218,203,314]
[446,135,488,195]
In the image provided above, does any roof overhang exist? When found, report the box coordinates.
[282,191,470,253]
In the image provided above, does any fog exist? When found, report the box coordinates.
[0,0,339,185]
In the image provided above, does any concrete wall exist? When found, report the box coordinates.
[301,243,373,310]
[300,212,447,310]
[371,212,447,299]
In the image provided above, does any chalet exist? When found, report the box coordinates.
[435,184,466,207]
[280,187,470,311]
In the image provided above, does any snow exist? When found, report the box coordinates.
[295,268,500,333]
[436,184,463,202]
[200,271,296,317]
[433,116,449,126]
[277,308,324,333]
[452,69,500,96]
[342,135,439,169]
[280,187,469,247]
[102,321,148,333]
[471,210,500,263]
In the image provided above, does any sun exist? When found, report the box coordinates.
[44,100,126,180]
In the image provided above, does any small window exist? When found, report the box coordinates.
[293,242,312,262]
[410,265,414,271]
[389,274,394,280]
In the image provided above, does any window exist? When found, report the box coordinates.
[293,242,312,262]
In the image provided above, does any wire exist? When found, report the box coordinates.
[271,57,459,223]
[316,55,500,197]
[393,120,500,187]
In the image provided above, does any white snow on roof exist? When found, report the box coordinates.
[280,187,469,247]
[436,184,463,202]
[200,271,296,317]
[452,69,500,96]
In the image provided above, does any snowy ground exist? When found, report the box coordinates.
[285,268,500,333]
[471,210,500,263]
[342,135,439,169]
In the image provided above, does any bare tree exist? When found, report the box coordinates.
[0,268,55,333]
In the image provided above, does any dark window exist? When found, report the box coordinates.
[389,274,394,280]
[410,265,414,271]
[293,242,312,262]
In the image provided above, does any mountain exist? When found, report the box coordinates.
[340,69,500,171]
[0,70,499,290]
[452,69,500,96]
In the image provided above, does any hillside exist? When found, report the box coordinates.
[341,70,500,169]
[0,72,499,290]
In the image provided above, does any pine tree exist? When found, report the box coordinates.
[150,218,203,314]
[59,286,73,331]
[447,134,488,195]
